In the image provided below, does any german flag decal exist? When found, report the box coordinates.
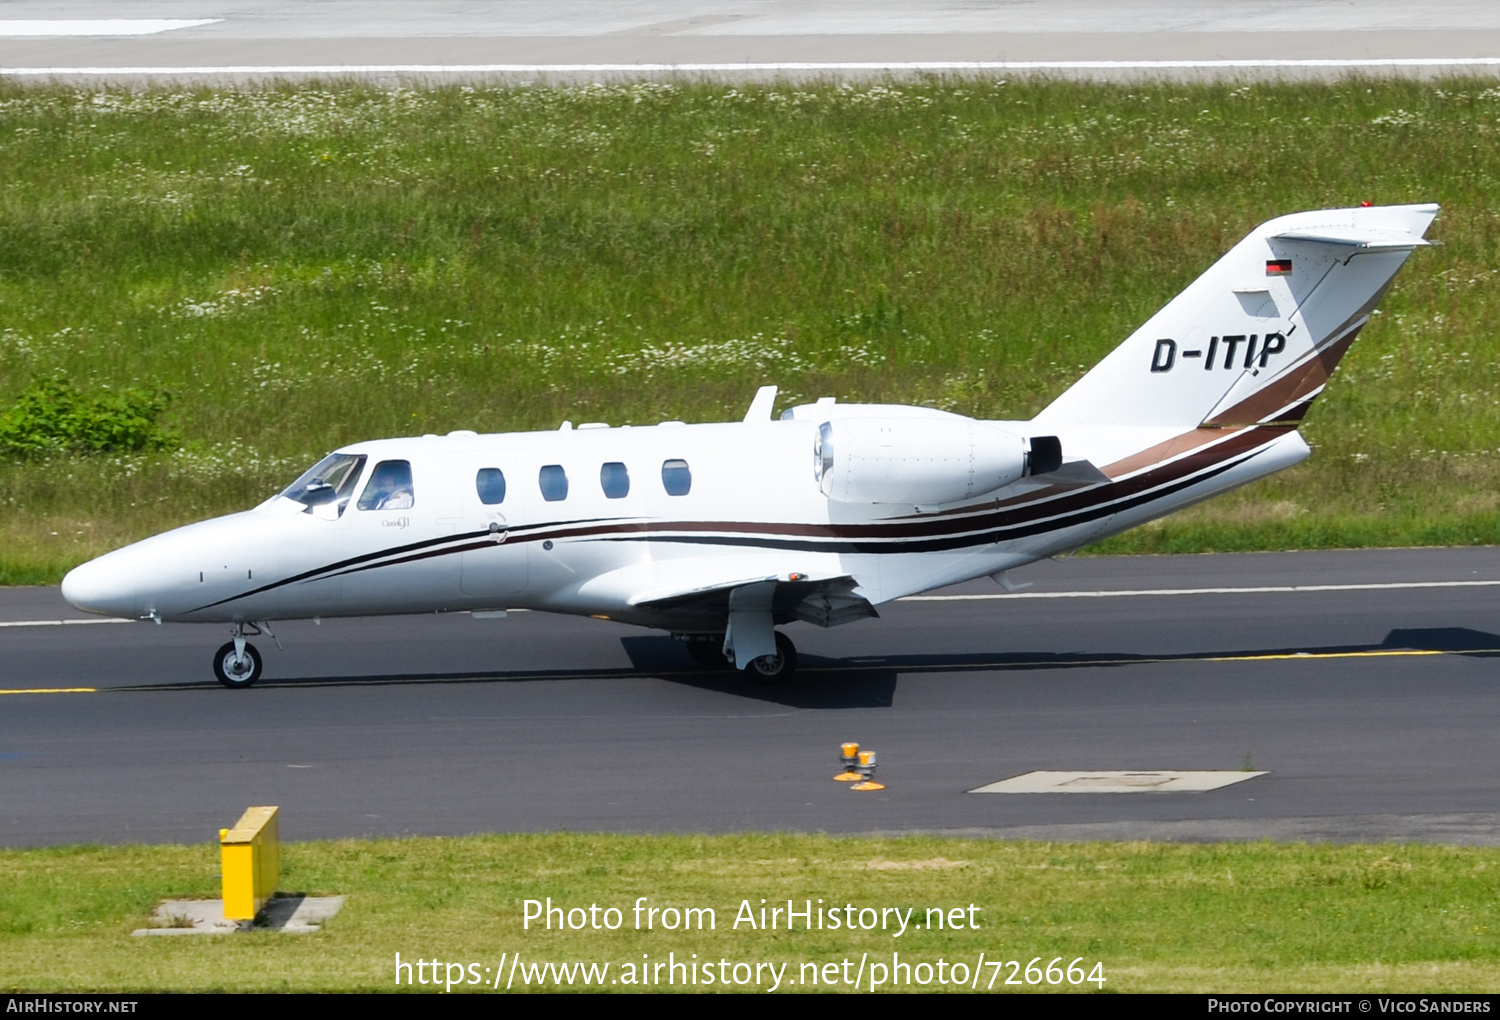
[1266,258,1293,275]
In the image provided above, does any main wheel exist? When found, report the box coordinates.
[685,638,730,669]
[213,641,263,689]
[743,631,797,685]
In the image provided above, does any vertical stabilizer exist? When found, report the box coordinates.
[1034,204,1437,429]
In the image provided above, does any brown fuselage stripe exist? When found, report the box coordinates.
[1205,326,1361,427]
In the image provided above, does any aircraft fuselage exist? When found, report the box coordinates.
[61,406,1308,631]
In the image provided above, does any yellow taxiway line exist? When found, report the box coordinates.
[1208,650,1447,662]
[805,647,1470,673]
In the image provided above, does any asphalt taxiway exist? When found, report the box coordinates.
[3,547,1498,847]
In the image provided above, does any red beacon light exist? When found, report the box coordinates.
[1360,200,1373,207]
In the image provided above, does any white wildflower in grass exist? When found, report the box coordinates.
[172,285,276,319]
[168,439,302,481]
[0,328,36,358]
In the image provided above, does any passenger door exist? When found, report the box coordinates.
[459,455,530,598]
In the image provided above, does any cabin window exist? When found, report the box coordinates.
[600,462,630,499]
[475,467,506,505]
[357,460,415,511]
[661,458,692,496]
[539,464,569,502]
[282,452,366,517]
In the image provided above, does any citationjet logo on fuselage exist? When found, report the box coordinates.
[1149,333,1287,373]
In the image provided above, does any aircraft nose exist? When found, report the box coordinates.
[61,556,139,618]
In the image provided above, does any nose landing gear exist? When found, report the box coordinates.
[213,639,262,688]
[213,622,272,689]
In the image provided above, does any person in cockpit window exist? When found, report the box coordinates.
[360,460,414,511]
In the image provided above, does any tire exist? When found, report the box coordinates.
[213,641,263,689]
[685,639,730,669]
[743,631,797,685]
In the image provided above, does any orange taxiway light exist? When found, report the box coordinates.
[834,741,862,781]
[851,749,885,792]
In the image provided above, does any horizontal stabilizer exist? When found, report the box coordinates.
[1272,227,1432,251]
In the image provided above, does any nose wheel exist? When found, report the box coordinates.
[744,631,798,685]
[213,639,263,689]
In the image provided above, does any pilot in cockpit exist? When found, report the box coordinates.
[361,461,414,511]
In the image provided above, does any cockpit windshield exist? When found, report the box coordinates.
[281,453,367,517]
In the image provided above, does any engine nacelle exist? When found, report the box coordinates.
[814,417,1056,505]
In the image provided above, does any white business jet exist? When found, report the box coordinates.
[61,203,1437,688]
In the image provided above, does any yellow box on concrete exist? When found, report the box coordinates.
[219,806,280,922]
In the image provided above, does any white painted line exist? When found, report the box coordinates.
[4,58,1500,76]
[0,618,132,628]
[0,20,220,38]
[901,579,1500,602]
[969,770,1268,794]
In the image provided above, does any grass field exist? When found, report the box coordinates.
[1,833,1496,993]
[2,77,1500,582]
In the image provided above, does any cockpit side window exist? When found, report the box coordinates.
[539,464,569,502]
[600,462,629,499]
[661,458,691,496]
[282,453,367,518]
[476,468,506,505]
[357,459,415,511]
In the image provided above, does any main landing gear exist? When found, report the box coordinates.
[679,630,799,685]
[213,622,275,689]
[743,631,798,686]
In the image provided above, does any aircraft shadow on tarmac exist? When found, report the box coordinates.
[1382,627,1500,652]
[121,626,1500,706]
[629,627,1500,707]
[617,636,899,708]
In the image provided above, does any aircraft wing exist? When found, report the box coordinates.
[631,573,877,628]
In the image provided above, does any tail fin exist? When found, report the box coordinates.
[1034,203,1437,429]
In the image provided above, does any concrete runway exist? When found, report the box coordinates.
[3,1,1500,81]
[4,547,1500,848]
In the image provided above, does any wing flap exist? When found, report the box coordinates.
[632,573,877,628]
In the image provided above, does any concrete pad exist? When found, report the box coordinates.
[131,894,344,936]
[969,770,1268,794]
[264,894,346,933]
[133,898,241,935]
